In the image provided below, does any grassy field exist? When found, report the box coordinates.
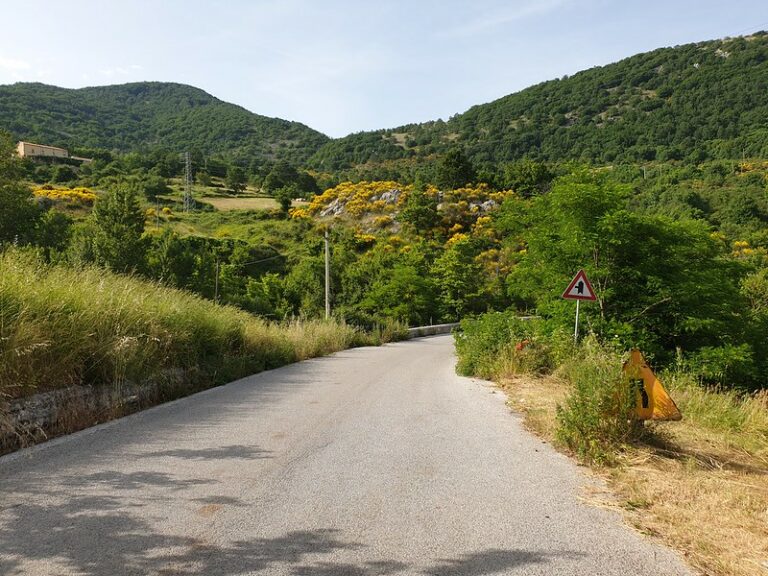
[199,196,279,211]
[198,197,309,211]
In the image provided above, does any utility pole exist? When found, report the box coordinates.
[183,151,194,212]
[324,228,330,320]
[214,257,220,304]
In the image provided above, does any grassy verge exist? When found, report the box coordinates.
[0,249,395,447]
[456,313,768,576]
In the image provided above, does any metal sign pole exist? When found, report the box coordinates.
[573,299,580,343]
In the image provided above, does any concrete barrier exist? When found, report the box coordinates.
[406,323,460,338]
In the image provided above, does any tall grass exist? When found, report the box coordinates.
[0,249,364,402]
[455,312,564,378]
[554,337,638,464]
[661,369,768,454]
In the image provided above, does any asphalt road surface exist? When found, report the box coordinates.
[0,335,692,576]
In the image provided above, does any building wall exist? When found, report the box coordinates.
[17,142,69,159]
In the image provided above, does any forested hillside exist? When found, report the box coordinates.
[309,33,768,171]
[0,82,330,164]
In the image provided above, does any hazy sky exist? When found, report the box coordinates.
[1,1,766,137]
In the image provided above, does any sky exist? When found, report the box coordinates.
[1,0,767,137]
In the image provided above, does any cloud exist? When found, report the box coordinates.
[0,56,31,72]
[443,0,569,38]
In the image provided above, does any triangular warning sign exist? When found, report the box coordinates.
[623,349,682,421]
[562,269,596,301]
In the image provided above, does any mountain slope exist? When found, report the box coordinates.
[0,82,329,164]
[308,33,768,170]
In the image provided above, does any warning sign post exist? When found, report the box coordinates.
[562,270,596,342]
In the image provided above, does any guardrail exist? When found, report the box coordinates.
[406,323,460,338]
[406,316,539,339]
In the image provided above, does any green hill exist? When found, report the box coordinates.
[0,82,330,164]
[308,33,768,170]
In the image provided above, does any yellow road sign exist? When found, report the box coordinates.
[622,349,682,421]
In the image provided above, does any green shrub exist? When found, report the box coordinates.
[455,312,545,378]
[555,337,639,465]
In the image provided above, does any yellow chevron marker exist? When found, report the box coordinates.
[623,349,682,421]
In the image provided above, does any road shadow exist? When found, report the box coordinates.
[1,497,360,575]
[142,444,272,461]
[63,470,219,492]
[292,547,584,576]
[422,548,584,575]
[0,472,586,576]
[291,559,410,575]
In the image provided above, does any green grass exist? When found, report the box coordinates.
[0,249,368,402]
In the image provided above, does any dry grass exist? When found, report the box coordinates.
[200,197,278,211]
[199,197,309,211]
[497,374,768,576]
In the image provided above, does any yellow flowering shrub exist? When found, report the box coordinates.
[354,233,377,247]
[290,207,310,220]
[732,240,764,259]
[373,216,393,229]
[446,232,469,247]
[309,181,412,217]
[33,187,97,205]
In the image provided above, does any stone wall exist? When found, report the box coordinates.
[0,370,189,455]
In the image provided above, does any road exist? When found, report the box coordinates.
[0,335,691,576]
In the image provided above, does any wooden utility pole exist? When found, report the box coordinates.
[324,228,330,320]
[214,257,220,304]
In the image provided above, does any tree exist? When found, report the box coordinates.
[225,165,247,194]
[0,130,40,244]
[262,162,319,197]
[145,229,197,287]
[502,159,554,197]
[90,184,146,273]
[35,210,73,261]
[399,180,438,235]
[507,170,748,363]
[435,148,476,190]
[140,172,171,201]
[50,164,77,184]
[273,185,296,214]
[431,235,483,320]
[196,170,212,187]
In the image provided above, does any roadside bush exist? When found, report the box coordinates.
[455,312,552,378]
[555,337,638,465]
